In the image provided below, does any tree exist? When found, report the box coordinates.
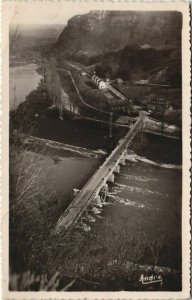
[10,25,20,53]
[9,271,76,291]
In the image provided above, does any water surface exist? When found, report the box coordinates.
[9,63,42,111]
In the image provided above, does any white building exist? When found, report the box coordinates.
[81,72,87,77]
[92,75,107,89]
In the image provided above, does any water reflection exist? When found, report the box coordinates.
[9,63,42,111]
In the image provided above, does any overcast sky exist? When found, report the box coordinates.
[7,2,183,26]
[9,3,90,25]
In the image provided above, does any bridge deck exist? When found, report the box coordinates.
[55,116,144,234]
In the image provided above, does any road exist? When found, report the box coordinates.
[56,66,110,116]
[67,61,127,101]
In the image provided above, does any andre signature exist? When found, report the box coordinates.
[139,273,163,286]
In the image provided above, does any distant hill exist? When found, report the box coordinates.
[10,24,64,54]
[10,24,64,39]
[54,11,182,86]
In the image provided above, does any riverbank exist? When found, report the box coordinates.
[130,132,182,165]
[9,147,103,273]
[10,79,127,152]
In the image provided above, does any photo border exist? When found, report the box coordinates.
[2,1,191,299]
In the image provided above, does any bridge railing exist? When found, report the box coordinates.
[55,115,144,233]
[79,115,143,193]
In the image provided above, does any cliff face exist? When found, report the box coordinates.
[54,11,182,85]
[55,10,182,58]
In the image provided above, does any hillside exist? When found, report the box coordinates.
[54,11,182,85]
[55,11,181,57]
[95,46,181,86]
[10,24,64,55]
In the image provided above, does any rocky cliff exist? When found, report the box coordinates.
[54,11,182,85]
[55,11,182,57]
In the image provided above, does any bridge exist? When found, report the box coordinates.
[54,114,145,234]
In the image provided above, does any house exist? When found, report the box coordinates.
[140,44,151,50]
[81,72,87,77]
[92,75,107,89]
[98,81,107,89]
[135,79,149,85]
[151,98,170,113]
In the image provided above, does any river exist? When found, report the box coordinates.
[45,135,182,291]
[9,63,43,111]
[9,63,182,291]
[13,134,181,291]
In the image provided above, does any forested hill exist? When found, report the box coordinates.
[54,11,182,85]
[55,11,182,58]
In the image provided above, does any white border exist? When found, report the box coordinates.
[2,1,191,299]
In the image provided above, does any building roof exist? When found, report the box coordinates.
[92,75,106,88]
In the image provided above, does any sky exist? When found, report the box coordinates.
[5,2,186,26]
[7,3,91,25]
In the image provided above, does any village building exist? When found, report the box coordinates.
[92,75,107,89]
[135,79,149,85]
[140,44,152,49]
[148,98,170,113]
[81,72,87,77]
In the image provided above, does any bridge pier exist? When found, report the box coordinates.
[99,184,108,203]
[94,195,102,208]
[113,164,120,174]
[119,156,126,166]
[107,173,115,183]
[54,116,144,234]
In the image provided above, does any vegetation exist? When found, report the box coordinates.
[95,46,181,87]
[9,271,76,291]
[9,79,181,292]
[55,11,181,87]
[9,24,64,64]
[55,11,181,60]
[9,12,182,290]
[42,204,181,291]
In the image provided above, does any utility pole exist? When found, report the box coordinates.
[109,112,113,138]
[13,85,17,111]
